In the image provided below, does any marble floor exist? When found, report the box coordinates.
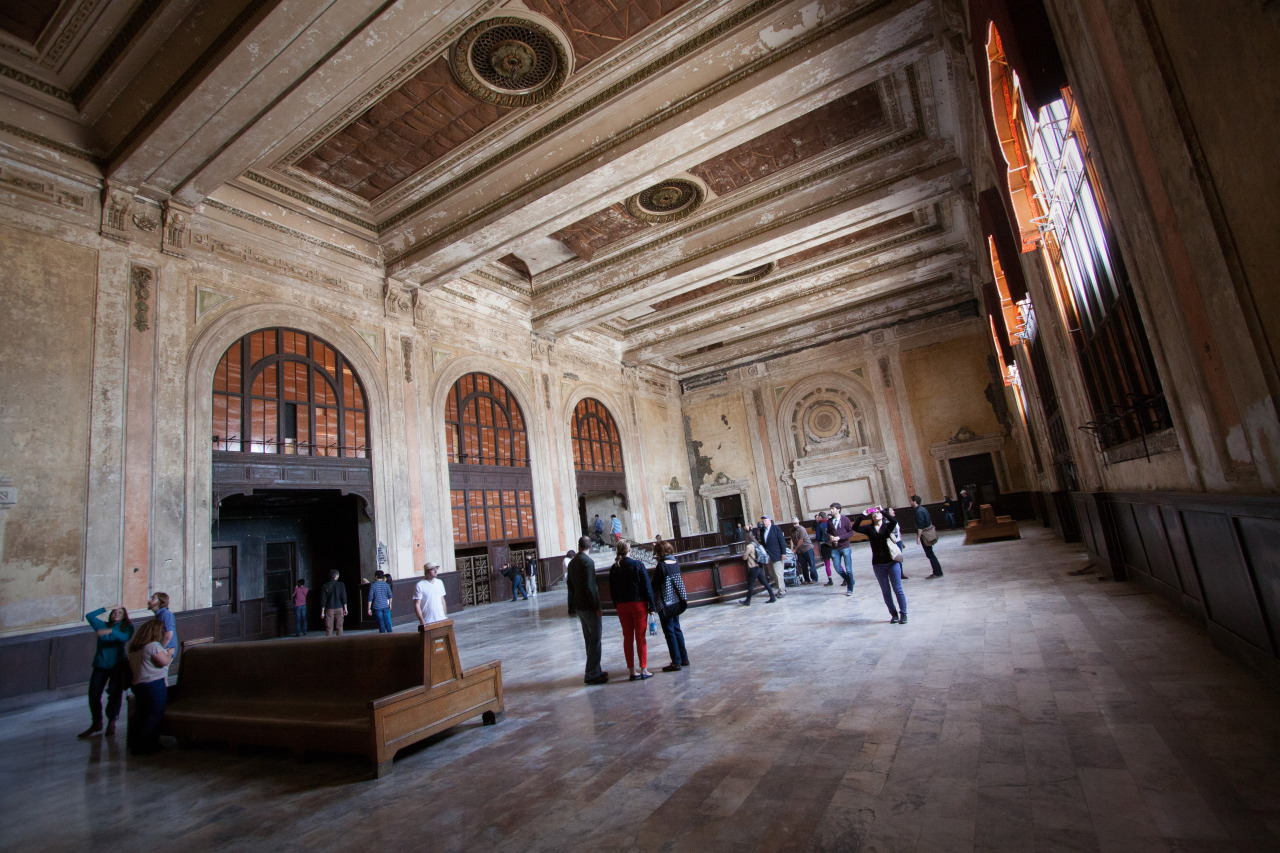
[5,528,1280,852]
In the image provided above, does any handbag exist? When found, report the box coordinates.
[920,525,939,547]
[886,536,903,563]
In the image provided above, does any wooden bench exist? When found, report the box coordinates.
[162,620,502,777]
[963,504,1022,544]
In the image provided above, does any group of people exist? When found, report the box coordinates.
[565,536,689,684]
[591,513,625,546]
[78,592,176,755]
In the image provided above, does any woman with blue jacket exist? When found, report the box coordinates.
[78,605,134,738]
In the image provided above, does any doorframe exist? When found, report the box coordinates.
[929,431,1010,499]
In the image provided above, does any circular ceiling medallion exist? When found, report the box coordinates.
[807,403,844,439]
[451,17,567,107]
[626,178,705,223]
[726,262,776,284]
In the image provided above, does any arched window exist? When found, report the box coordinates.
[445,373,528,467]
[571,398,624,472]
[212,328,368,458]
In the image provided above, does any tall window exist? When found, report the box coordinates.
[450,488,536,545]
[444,373,529,466]
[988,26,1169,451]
[212,329,368,457]
[571,398,624,472]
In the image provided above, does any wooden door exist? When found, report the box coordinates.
[456,552,491,606]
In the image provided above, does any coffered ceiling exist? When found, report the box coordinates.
[0,0,984,378]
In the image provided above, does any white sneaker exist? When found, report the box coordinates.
[845,590,852,596]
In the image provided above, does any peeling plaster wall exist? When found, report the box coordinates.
[0,224,97,632]
[899,330,1019,498]
[681,391,761,522]
[634,395,690,536]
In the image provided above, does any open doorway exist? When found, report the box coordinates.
[948,453,1001,514]
[214,490,374,637]
[715,494,745,541]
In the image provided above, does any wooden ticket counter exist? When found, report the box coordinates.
[596,545,749,614]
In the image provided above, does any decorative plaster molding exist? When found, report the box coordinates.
[384,281,414,319]
[431,347,451,372]
[0,163,89,212]
[190,231,350,290]
[400,337,413,382]
[130,266,153,332]
[200,199,381,267]
[162,201,192,257]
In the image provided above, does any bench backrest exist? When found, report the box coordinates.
[176,631,430,708]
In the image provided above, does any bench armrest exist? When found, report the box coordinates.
[370,685,426,710]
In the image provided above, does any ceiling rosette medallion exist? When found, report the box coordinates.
[727,262,776,283]
[451,16,569,107]
[626,178,705,223]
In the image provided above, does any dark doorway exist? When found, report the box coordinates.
[578,494,588,536]
[669,502,683,540]
[212,546,236,609]
[715,494,745,540]
[948,453,1001,513]
[214,490,372,637]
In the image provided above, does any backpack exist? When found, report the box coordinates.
[753,543,769,564]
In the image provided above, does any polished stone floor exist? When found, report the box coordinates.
[6,528,1280,852]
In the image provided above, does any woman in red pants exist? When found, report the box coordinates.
[608,541,656,680]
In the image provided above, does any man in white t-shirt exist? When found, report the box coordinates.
[413,563,447,628]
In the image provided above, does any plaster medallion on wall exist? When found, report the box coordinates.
[132,212,158,232]
[726,262,776,283]
[806,403,845,440]
[625,178,704,223]
[451,17,568,107]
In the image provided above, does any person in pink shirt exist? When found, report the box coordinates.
[292,579,309,636]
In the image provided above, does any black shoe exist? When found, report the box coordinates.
[927,573,943,579]
[825,580,834,586]
[662,663,682,672]
[901,575,909,580]
[77,724,102,739]
[585,672,609,684]
[899,613,908,624]
[890,614,899,624]
[741,601,750,606]
[766,597,777,603]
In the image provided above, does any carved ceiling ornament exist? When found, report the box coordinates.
[625,177,705,223]
[727,262,776,283]
[383,281,414,319]
[451,16,569,107]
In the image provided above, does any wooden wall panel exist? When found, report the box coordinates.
[1182,511,1272,653]
[1132,502,1180,591]
[1159,505,1202,603]
[1235,517,1280,653]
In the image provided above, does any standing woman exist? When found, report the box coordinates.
[852,506,908,624]
[127,617,173,755]
[816,512,835,585]
[652,542,690,672]
[608,541,656,680]
[741,531,778,605]
[78,605,134,738]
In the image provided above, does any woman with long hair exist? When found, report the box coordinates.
[607,541,656,680]
[741,530,778,605]
[78,605,134,738]
[127,616,173,755]
[652,541,690,672]
[852,506,907,623]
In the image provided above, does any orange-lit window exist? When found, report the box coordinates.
[444,373,529,466]
[570,398,625,473]
[211,328,369,457]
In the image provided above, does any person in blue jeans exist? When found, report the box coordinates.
[293,579,309,636]
[367,570,394,632]
[828,503,856,595]
[853,506,908,624]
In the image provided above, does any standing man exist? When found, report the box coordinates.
[790,518,816,584]
[292,579,309,636]
[759,515,788,597]
[941,495,958,530]
[320,570,347,636]
[147,591,177,654]
[367,570,394,632]
[828,503,856,595]
[592,514,605,546]
[610,514,623,544]
[413,563,447,628]
[911,495,944,578]
[566,536,608,685]
[961,489,974,522]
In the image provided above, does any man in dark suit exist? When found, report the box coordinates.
[566,536,608,684]
[759,515,789,597]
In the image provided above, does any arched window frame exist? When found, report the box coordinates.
[212,328,369,458]
[570,398,625,473]
[444,372,529,467]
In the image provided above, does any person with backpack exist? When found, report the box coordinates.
[651,541,690,672]
[741,530,778,605]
